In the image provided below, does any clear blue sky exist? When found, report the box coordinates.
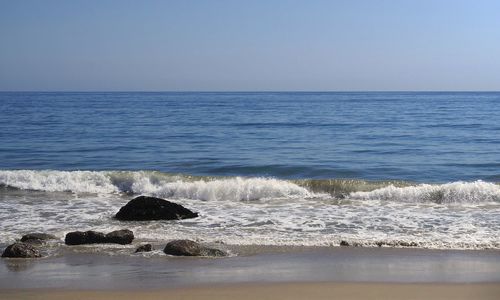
[1,0,499,91]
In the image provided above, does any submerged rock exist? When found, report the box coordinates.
[163,239,226,257]
[115,196,199,221]
[21,233,58,244]
[135,244,153,253]
[65,229,134,245]
[2,242,41,258]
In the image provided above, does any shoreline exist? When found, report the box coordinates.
[1,282,500,300]
[1,246,499,290]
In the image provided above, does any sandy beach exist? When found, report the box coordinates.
[1,282,499,300]
[1,246,500,299]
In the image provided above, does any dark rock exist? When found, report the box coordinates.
[65,230,135,245]
[105,229,134,245]
[65,231,106,245]
[374,241,418,248]
[21,233,58,244]
[340,240,362,247]
[115,196,198,221]
[163,239,226,257]
[2,243,41,258]
[135,244,153,253]
[397,241,418,247]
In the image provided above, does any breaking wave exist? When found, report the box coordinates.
[349,181,500,204]
[0,170,311,201]
[0,170,117,194]
[0,170,499,204]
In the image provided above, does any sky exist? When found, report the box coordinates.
[1,0,500,91]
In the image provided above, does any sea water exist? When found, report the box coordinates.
[0,92,499,249]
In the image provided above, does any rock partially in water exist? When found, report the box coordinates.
[340,240,349,246]
[163,240,226,257]
[65,230,135,245]
[105,229,134,245]
[2,242,42,258]
[376,240,419,248]
[398,241,418,247]
[65,231,106,245]
[115,196,198,221]
[21,233,58,244]
[135,244,153,253]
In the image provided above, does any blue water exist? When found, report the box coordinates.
[1,92,500,249]
[1,92,499,182]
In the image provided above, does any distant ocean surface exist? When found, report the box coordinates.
[0,92,499,250]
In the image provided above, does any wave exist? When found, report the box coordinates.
[0,170,499,204]
[293,178,411,197]
[349,181,500,204]
[0,170,311,201]
[121,175,312,201]
[0,170,117,194]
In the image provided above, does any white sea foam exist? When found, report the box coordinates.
[1,190,499,250]
[1,171,499,250]
[348,180,500,204]
[1,170,500,204]
[0,170,118,194]
[0,170,312,201]
[133,177,312,201]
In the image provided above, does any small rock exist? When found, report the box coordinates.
[163,239,226,257]
[115,196,198,221]
[340,240,349,246]
[398,241,418,247]
[135,244,153,253]
[2,243,41,258]
[65,231,106,245]
[65,230,135,245]
[21,233,58,244]
[105,229,134,245]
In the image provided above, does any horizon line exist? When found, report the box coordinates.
[1,90,500,93]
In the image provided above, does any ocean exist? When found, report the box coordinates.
[0,92,499,250]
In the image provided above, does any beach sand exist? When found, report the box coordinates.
[1,283,499,300]
[1,246,499,299]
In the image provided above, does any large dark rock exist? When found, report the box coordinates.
[105,229,134,245]
[115,196,198,221]
[65,231,106,245]
[2,243,41,258]
[21,233,58,244]
[163,240,226,257]
[65,230,135,245]
[135,244,153,253]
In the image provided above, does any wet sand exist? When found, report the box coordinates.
[1,283,500,300]
[1,246,499,299]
